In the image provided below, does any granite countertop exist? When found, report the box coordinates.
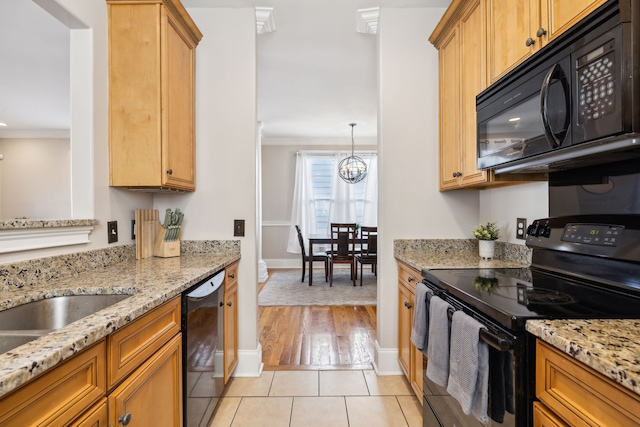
[527,319,640,395]
[394,238,532,272]
[0,252,239,399]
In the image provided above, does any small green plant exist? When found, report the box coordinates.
[472,222,500,240]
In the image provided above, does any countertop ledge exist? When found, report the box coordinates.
[0,253,239,399]
[527,319,640,396]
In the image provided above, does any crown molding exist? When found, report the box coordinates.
[255,7,276,35]
[357,7,379,34]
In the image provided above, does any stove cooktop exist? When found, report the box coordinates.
[422,267,640,331]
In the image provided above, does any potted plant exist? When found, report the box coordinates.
[472,221,499,259]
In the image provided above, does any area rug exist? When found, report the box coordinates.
[259,268,377,306]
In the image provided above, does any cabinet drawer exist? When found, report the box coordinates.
[398,262,421,290]
[70,399,108,427]
[0,340,106,427]
[107,296,180,389]
[533,401,568,427]
[536,340,640,427]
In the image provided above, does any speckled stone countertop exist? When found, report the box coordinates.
[394,238,532,271]
[0,241,240,398]
[0,219,99,230]
[527,319,640,395]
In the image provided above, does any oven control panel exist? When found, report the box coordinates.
[561,223,623,246]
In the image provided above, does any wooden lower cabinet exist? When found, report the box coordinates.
[0,340,106,427]
[70,399,108,427]
[535,340,640,426]
[224,262,239,383]
[108,334,182,427]
[397,261,424,401]
[0,297,183,427]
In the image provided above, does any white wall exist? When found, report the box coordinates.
[376,7,480,374]
[0,138,71,219]
[479,182,549,243]
[155,7,261,376]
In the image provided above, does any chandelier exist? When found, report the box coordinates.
[338,123,367,184]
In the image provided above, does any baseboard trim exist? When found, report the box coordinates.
[233,344,263,377]
[372,340,403,375]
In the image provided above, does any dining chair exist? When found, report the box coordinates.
[355,226,377,286]
[295,225,328,284]
[328,223,357,287]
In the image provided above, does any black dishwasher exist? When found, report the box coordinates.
[182,270,225,427]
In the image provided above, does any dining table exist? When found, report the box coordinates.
[307,235,363,286]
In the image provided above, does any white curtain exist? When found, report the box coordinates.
[361,154,378,227]
[287,152,317,254]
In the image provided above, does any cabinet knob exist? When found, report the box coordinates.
[220,301,224,307]
[536,27,547,37]
[227,301,232,307]
[404,301,412,309]
[408,277,414,283]
[166,169,173,175]
[525,37,535,47]
[452,171,462,178]
[119,413,132,426]
[229,273,235,279]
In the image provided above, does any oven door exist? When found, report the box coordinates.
[423,344,518,427]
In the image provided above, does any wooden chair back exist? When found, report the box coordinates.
[329,223,356,261]
[360,226,377,257]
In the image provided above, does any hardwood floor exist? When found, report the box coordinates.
[258,270,377,370]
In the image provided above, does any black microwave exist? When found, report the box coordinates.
[476,0,640,173]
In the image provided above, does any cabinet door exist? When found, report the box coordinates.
[438,27,462,190]
[533,402,568,427]
[224,283,238,383]
[459,0,490,186]
[398,281,413,378]
[488,0,537,83]
[411,343,424,400]
[541,0,607,45]
[163,10,196,190]
[109,334,182,427]
[70,399,108,427]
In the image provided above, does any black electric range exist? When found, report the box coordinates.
[420,215,640,427]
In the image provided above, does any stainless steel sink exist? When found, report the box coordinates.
[0,294,131,332]
[0,332,43,354]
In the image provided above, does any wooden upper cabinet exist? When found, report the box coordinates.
[107,0,202,191]
[488,0,607,83]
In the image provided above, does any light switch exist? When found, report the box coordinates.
[234,219,245,237]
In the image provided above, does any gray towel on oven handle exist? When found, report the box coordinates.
[410,282,433,353]
[446,310,489,424]
[425,295,453,388]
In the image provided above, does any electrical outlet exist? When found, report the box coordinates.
[516,217,527,240]
[108,221,118,243]
[234,219,245,237]
[131,219,136,240]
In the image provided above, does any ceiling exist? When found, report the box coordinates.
[0,0,451,141]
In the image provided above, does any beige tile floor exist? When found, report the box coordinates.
[208,370,423,427]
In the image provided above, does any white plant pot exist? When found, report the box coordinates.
[478,240,496,259]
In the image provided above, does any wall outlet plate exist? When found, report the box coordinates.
[516,217,527,240]
[108,221,118,243]
[234,219,245,237]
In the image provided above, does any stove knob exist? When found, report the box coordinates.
[526,224,539,237]
[539,225,551,237]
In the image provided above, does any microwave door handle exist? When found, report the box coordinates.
[540,63,570,148]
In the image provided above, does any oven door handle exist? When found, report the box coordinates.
[479,329,513,352]
[540,62,570,149]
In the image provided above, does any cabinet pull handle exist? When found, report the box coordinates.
[536,27,547,37]
[404,302,412,309]
[227,301,232,307]
[452,171,462,178]
[166,169,173,175]
[119,413,132,425]
[525,37,535,47]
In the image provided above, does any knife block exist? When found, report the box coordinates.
[153,225,181,258]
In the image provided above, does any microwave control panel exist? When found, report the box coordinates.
[577,39,616,124]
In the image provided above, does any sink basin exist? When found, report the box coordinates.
[0,294,131,331]
[0,333,42,354]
